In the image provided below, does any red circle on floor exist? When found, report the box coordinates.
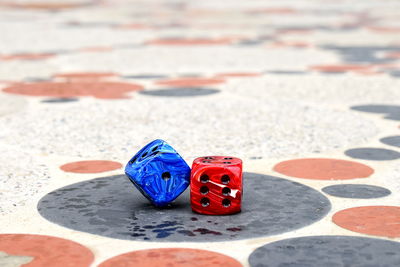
[0,53,55,61]
[273,158,374,180]
[0,234,94,267]
[60,160,122,173]
[3,81,143,99]
[333,206,400,238]
[98,248,243,267]
[310,65,372,72]
[155,78,225,87]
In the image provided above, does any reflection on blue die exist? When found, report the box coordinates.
[125,139,191,207]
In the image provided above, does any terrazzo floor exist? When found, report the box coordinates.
[0,0,400,266]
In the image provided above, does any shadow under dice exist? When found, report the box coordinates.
[190,156,243,215]
[125,139,191,207]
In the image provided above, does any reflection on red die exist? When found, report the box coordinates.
[190,156,242,215]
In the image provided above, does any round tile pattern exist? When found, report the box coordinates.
[3,81,144,99]
[0,234,94,267]
[140,88,219,97]
[38,172,331,242]
[155,78,225,87]
[248,235,400,267]
[322,184,391,199]
[345,148,400,160]
[273,158,374,180]
[41,98,79,103]
[99,248,243,267]
[351,104,400,121]
[333,206,400,238]
[380,135,400,148]
[60,160,122,173]
[148,38,233,45]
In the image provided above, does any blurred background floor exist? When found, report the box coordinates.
[0,0,399,266]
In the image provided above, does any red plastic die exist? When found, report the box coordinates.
[190,156,242,215]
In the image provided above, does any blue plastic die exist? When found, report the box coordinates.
[125,139,191,207]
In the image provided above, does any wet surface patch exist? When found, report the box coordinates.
[37,172,330,242]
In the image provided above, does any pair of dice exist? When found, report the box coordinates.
[125,139,242,215]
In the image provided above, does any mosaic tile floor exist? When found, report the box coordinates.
[0,0,400,266]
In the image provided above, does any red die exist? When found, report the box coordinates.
[190,156,242,215]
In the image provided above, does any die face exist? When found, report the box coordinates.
[125,139,190,207]
[190,156,242,215]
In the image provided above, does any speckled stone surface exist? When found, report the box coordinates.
[0,251,33,267]
[322,184,391,199]
[37,172,330,242]
[248,236,400,267]
[0,94,27,117]
[0,146,50,215]
[1,0,400,266]
[0,97,378,160]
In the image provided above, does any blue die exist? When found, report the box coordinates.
[125,139,190,207]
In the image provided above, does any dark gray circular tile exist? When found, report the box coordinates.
[380,136,400,148]
[351,104,400,121]
[267,70,307,75]
[120,74,168,79]
[139,88,220,97]
[345,147,400,160]
[41,98,79,103]
[37,172,330,242]
[322,184,391,199]
[249,235,400,267]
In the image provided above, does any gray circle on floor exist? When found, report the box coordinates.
[41,98,78,103]
[322,184,391,199]
[345,147,400,160]
[37,172,330,242]
[380,136,400,148]
[139,88,219,97]
[248,235,400,267]
[350,104,400,121]
[120,74,168,79]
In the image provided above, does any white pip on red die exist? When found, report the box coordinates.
[190,156,242,215]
